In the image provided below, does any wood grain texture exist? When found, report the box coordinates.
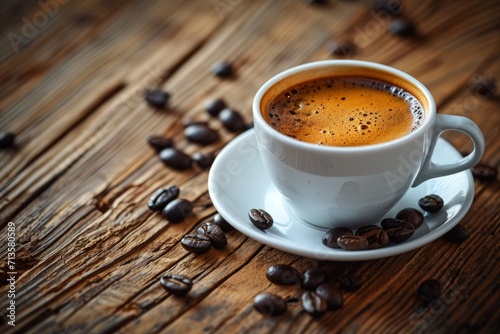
[1,0,499,333]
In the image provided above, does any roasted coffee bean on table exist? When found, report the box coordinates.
[160,274,193,296]
[301,291,328,317]
[381,218,415,243]
[248,208,273,229]
[389,18,416,37]
[197,222,227,249]
[193,152,215,169]
[418,194,444,213]
[147,135,173,151]
[219,108,247,132]
[418,279,442,302]
[355,227,389,249]
[396,208,424,228]
[469,75,497,99]
[144,88,170,108]
[302,268,327,290]
[147,185,180,211]
[205,98,227,116]
[337,235,369,251]
[0,131,15,149]
[266,264,302,285]
[213,213,233,232]
[184,123,220,145]
[322,227,353,248]
[159,148,192,170]
[162,198,193,223]
[471,164,498,182]
[253,293,287,316]
[330,40,357,57]
[212,61,234,78]
[442,224,470,243]
[315,283,343,310]
[181,234,212,254]
[338,273,364,291]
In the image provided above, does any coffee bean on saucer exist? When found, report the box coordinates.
[197,222,227,249]
[212,61,234,78]
[471,164,498,182]
[322,227,353,248]
[389,18,416,37]
[219,108,247,132]
[337,235,369,251]
[162,198,193,223]
[160,274,193,296]
[381,218,415,243]
[315,283,343,310]
[396,208,424,228]
[301,291,328,317]
[253,293,287,316]
[302,268,327,290]
[442,224,470,243]
[181,234,212,254]
[469,75,497,99]
[213,213,233,232]
[159,148,192,170]
[338,273,364,291]
[184,124,220,145]
[193,152,215,169]
[418,279,442,302]
[147,185,180,211]
[0,131,15,149]
[144,88,170,108]
[205,99,227,117]
[248,208,273,229]
[330,40,357,57]
[356,227,389,249]
[147,135,173,151]
[266,264,301,285]
[355,225,380,236]
[418,194,444,213]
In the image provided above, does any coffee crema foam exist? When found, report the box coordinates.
[264,76,424,146]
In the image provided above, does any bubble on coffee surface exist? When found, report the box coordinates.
[264,77,424,146]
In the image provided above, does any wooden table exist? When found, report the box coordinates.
[1,0,499,333]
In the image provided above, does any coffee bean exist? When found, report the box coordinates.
[159,148,192,170]
[147,135,173,151]
[248,208,273,229]
[355,225,380,236]
[418,279,442,302]
[396,208,424,228]
[0,131,15,149]
[160,274,193,296]
[356,227,389,249]
[212,61,233,78]
[181,234,211,254]
[418,194,444,213]
[337,235,369,251]
[301,291,328,317]
[253,293,287,316]
[315,283,343,310]
[306,0,328,5]
[302,268,327,290]
[266,264,301,285]
[147,186,180,211]
[338,273,363,291]
[144,88,170,108]
[197,222,227,249]
[469,75,497,99]
[381,218,415,243]
[471,164,497,182]
[330,40,357,57]
[193,152,215,169]
[184,124,219,145]
[182,119,208,128]
[213,213,233,232]
[162,198,193,223]
[442,224,470,243]
[389,18,416,37]
[322,227,353,248]
[219,108,247,132]
[205,99,227,117]
[371,0,402,13]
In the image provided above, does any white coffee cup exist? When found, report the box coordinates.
[253,60,484,229]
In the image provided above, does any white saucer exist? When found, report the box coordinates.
[208,130,474,261]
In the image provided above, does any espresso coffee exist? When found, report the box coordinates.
[263,76,424,146]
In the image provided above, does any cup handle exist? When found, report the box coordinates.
[412,114,485,187]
